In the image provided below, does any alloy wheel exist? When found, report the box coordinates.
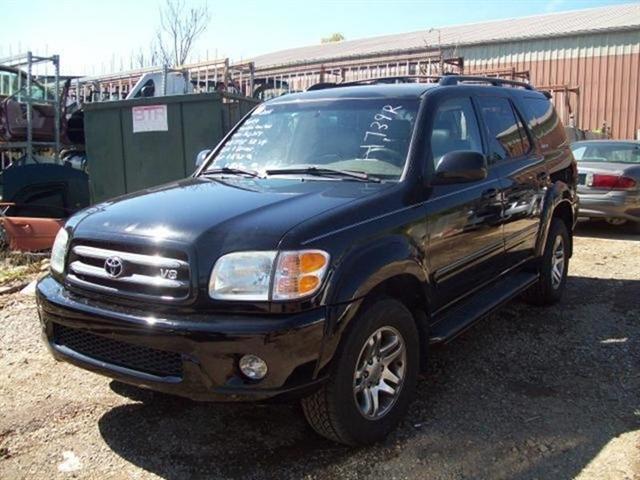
[353,326,406,420]
[551,235,565,290]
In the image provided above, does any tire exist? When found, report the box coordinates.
[301,298,419,445]
[523,218,570,305]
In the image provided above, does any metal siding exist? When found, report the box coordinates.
[462,31,640,139]
[249,4,640,70]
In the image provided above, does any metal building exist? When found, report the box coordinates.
[247,3,640,139]
[69,4,640,139]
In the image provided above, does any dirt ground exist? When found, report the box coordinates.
[0,222,638,480]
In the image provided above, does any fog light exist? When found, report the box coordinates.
[239,354,268,380]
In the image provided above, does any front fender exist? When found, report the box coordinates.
[535,181,577,257]
[314,234,428,376]
[326,234,428,306]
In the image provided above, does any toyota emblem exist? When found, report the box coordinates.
[104,256,124,278]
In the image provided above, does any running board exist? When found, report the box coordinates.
[429,272,539,344]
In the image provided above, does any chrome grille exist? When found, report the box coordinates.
[66,242,191,302]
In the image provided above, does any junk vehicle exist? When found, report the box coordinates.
[571,140,640,231]
[37,75,577,445]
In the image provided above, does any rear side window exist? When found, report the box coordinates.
[522,97,566,151]
[430,97,483,167]
[477,97,530,161]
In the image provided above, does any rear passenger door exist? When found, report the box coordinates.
[476,95,547,268]
[426,95,505,310]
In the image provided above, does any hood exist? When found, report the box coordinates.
[72,176,387,252]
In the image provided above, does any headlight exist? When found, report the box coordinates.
[209,251,276,301]
[50,228,70,274]
[209,250,329,301]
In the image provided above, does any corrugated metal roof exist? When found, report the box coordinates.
[251,3,640,69]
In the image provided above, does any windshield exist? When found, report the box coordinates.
[206,98,419,181]
[572,143,640,164]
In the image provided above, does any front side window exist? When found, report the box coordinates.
[207,98,419,181]
[478,96,530,161]
[430,97,483,167]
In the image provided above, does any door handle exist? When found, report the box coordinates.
[481,188,498,200]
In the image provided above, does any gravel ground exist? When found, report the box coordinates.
[0,222,638,480]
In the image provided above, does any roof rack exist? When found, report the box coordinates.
[437,75,534,90]
[340,75,441,86]
[306,75,536,92]
[307,76,441,91]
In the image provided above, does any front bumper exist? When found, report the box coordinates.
[577,190,640,222]
[36,276,329,402]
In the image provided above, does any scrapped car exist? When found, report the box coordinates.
[0,163,90,251]
[571,140,640,231]
[0,65,68,143]
[36,76,577,445]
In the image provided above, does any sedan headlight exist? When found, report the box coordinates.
[50,228,70,274]
[209,250,329,301]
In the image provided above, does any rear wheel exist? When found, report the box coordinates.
[301,298,419,445]
[524,218,569,305]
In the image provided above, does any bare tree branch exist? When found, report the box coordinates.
[155,0,210,67]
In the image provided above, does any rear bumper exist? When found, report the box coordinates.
[36,276,329,402]
[577,191,640,222]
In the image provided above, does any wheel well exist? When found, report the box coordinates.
[552,201,573,256]
[362,275,430,368]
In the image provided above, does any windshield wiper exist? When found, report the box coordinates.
[265,166,381,183]
[203,166,260,178]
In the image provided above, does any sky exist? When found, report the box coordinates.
[0,0,635,76]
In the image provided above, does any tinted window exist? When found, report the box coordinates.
[523,97,566,151]
[478,96,530,161]
[430,97,483,167]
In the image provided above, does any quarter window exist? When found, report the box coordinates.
[478,97,530,161]
[430,97,483,167]
[523,97,567,152]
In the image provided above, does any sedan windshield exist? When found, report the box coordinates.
[572,143,640,164]
[206,98,419,181]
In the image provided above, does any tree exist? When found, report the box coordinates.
[133,45,160,69]
[155,0,211,67]
[321,33,345,44]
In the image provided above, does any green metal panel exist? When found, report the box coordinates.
[84,93,259,204]
[84,106,126,202]
[181,98,223,177]
[120,101,185,194]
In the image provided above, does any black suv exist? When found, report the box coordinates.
[37,76,577,445]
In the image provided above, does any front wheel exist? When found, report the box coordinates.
[523,218,570,305]
[301,299,419,445]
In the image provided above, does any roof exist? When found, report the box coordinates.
[250,3,640,70]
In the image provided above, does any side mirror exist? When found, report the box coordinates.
[141,85,155,98]
[432,151,487,185]
[195,149,211,170]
